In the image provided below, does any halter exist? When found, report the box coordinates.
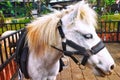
[52,20,105,66]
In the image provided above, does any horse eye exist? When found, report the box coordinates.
[82,34,93,39]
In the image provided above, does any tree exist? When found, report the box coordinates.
[104,0,115,13]
[89,0,116,14]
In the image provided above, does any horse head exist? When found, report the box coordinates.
[60,1,115,77]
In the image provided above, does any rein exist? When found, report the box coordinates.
[51,20,105,66]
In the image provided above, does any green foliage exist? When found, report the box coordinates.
[6,1,12,7]
[100,14,120,21]
[89,0,115,6]
[11,19,17,23]
[10,17,31,23]
[89,0,96,4]
[25,3,33,19]
[0,1,34,18]
[41,9,51,14]
[18,18,31,23]
[104,0,115,6]
[0,1,14,16]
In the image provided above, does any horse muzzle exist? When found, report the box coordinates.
[95,64,115,77]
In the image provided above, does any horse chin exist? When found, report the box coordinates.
[93,67,112,77]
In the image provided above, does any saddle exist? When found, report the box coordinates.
[15,28,64,79]
[15,28,30,79]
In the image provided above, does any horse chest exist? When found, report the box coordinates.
[27,52,60,79]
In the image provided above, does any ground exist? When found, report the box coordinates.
[56,43,120,80]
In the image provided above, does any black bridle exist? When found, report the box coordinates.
[51,20,105,66]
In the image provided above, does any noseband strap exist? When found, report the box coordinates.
[91,41,105,54]
[52,20,105,66]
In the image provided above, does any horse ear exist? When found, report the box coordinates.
[65,6,78,22]
[62,1,89,23]
[68,1,86,21]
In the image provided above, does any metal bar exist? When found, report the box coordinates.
[10,23,12,30]
[12,34,16,52]
[108,21,110,32]
[3,39,8,59]
[0,43,4,64]
[15,23,17,30]
[5,23,8,31]
[1,24,4,34]
[8,36,12,56]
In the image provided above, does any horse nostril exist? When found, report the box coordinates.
[110,65,114,70]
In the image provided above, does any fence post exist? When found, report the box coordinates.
[117,21,120,42]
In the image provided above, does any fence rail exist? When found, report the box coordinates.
[0,21,120,80]
[97,20,120,42]
[0,28,25,80]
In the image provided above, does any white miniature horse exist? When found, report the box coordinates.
[25,1,115,80]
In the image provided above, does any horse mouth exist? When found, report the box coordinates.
[95,67,112,77]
